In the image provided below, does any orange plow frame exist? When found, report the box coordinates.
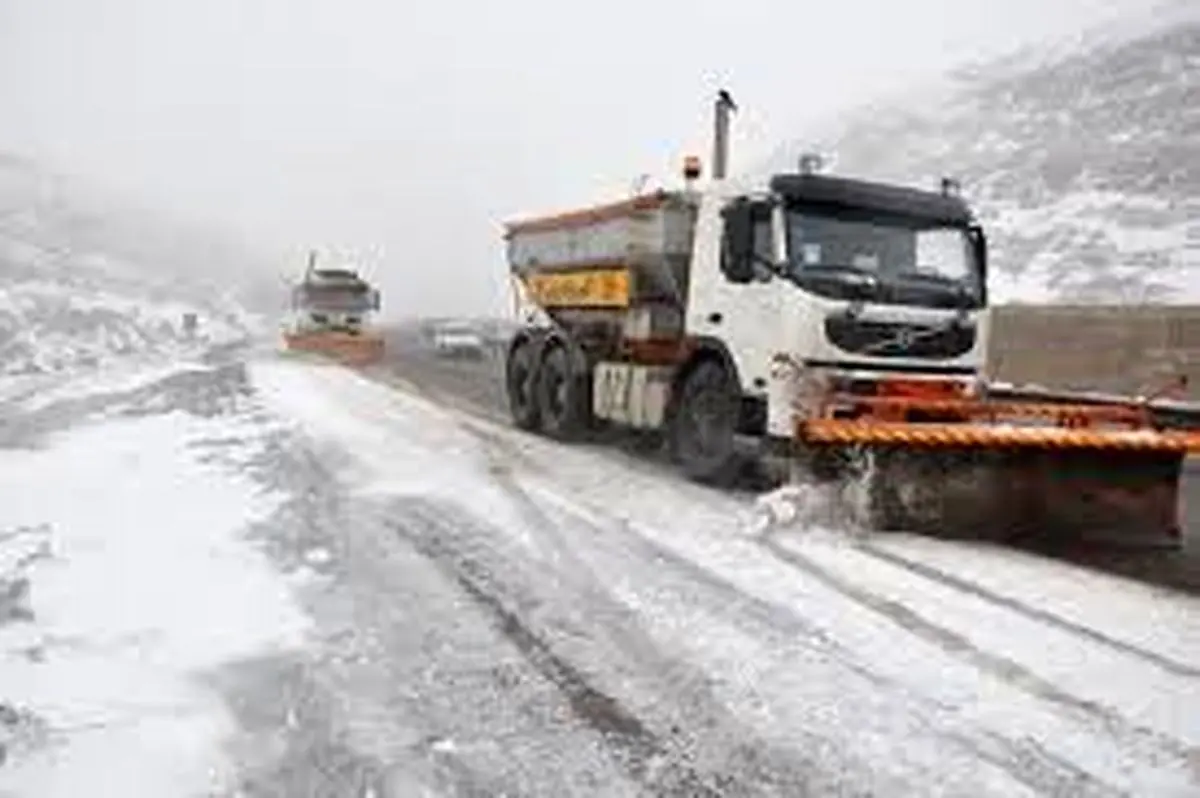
[282,329,385,366]
[793,384,1199,547]
[799,394,1200,453]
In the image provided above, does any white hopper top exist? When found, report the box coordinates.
[503,190,698,305]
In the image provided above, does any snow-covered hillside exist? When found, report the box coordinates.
[0,155,273,376]
[763,6,1200,304]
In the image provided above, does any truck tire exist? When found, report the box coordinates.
[537,342,590,440]
[506,337,541,431]
[670,359,741,486]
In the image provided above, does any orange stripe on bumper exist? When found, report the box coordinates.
[798,419,1200,452]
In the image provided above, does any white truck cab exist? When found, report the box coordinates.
[685,168,989,439]
[503,91,991,486]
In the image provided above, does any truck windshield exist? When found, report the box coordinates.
[783,210,982,308]
[295,285,374,312]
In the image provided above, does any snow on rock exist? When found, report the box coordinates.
[12,358,214,414]
[0,264,253,377]
[0,410,310,796]
[758,8,1200,304]
[0,155,271,380]
[0,153,293,793]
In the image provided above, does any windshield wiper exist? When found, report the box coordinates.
[895,269,962,284]
[797,263,879,280]
[793,263,881,299]
[895,270,977,308]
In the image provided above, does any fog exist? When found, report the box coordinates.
[0,0,1146,319]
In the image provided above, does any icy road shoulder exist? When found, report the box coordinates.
[250,356,1200,797]
[0,381,310,796]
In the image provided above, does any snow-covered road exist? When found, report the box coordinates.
[0,354,311,796]
[4,348,1200,796]
[249,356,1200,796]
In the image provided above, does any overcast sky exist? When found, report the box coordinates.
[0,0,1147,317]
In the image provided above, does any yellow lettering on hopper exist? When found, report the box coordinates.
[522,268,631,309]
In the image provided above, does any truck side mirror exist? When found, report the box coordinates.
[720,200,756,283]
[372,289,381,311]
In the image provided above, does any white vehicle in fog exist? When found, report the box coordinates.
[432,321,486,359]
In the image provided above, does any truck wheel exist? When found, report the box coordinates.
[537,343,590,440]
[506,338,541,431]
[671,359,741,486]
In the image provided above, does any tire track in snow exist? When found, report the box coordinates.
[412,372,1196,760]
[356,362,1189,790]
[759,537,1196,765]
[455,421,896,700]
[406,532,714,797]
[390,496,831,797]
[452,400,1190,692]
[232,428,533,798]
[404,406,1121,797]
[512,483,1126,798]
[389,507,718,797]
[856,543,1200,680]
[948,729,1125,798]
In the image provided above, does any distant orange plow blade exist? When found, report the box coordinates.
[282,331,385,366]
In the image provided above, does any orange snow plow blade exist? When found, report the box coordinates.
[282,330,385,366]
[797,389,1199,548]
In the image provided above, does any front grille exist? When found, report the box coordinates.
[824,315,976,360]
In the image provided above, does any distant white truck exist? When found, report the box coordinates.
[432,320,486,360]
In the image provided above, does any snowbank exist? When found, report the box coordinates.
[0,410,310,796]
[0,272,252,377]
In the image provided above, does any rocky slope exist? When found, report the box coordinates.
[0,155,275,376]
[763,4,1200,304]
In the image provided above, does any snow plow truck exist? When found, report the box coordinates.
[501,90,1199,547]
[282,250,384,365]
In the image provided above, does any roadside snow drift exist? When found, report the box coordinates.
[0,405,309,796]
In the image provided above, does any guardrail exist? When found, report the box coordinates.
[987,383,1200,430]
[395,319,1200,430]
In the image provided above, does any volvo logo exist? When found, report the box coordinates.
[826,314,976,360]
[889,326,919,349]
